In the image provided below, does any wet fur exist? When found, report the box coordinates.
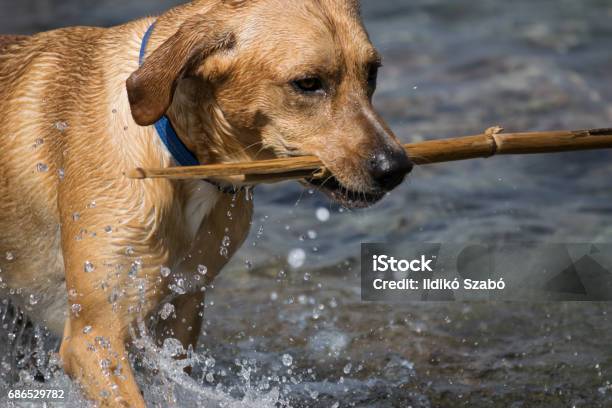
[0,0,406,406]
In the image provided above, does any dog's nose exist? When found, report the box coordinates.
[368,148,413,191]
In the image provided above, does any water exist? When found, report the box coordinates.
[1,0,612,406]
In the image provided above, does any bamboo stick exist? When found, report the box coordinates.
[125,127,612,185]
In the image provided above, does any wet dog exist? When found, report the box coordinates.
[0,0,412,406]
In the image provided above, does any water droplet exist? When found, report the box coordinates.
[270,292,278,301]
[71,303,82,316]
[87,201,97,209]
[83,325,92,334]
[307,230,318,239]
[316,207,330,222]
[303,272,312,281]
[84,261,95,273]
[282,354,293,367]
[72,212,80,222]
[197,264,208,276]
[54,121,69,132]
[5,252,14,261]
[128,260,142,278]
[288,248,306,269]
[221,235,231,249]
[161,338,185,358]
[35,138,44,147]
[104,225,113,234]
[96,336,111,349]
[99,358,111,370]
[205,357,216,368]
[29,293,40,305]
[159,303,175,320]
[205,372,215,383]
[125,246,134,256]
[169,281,186,295]
[343,362,352,374]
[36,163,49,172]
[58,168,65,180]
[160,266,171,278]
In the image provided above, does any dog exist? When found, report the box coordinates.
[0,0,412,406]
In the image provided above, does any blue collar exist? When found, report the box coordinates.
[139,23,200,167]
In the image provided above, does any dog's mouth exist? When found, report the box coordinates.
[306,176,386,209]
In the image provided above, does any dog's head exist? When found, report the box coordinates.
[127,0,412,208]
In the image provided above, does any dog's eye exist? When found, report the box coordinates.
[292,77,324,94]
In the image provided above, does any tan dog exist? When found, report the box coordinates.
[0,0,412,406]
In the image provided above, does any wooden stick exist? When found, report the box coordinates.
[126,127,612,185]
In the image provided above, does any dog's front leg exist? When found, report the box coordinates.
[57,205,157,407]
[58,245,147,408]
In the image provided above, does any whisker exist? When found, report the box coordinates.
[233,141,265,159]
[296,185,308,206]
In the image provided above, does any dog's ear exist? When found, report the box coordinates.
[127,14,235,126]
